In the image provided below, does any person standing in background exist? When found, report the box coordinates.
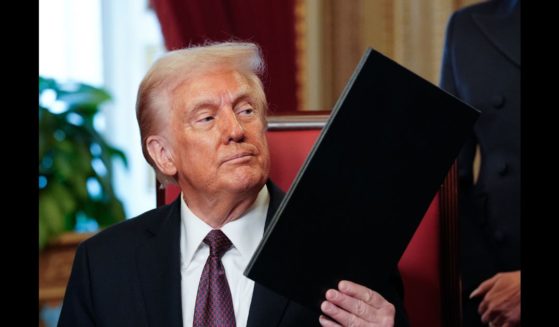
[440,0,520,326]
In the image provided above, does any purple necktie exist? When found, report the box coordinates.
[193,230,236,327]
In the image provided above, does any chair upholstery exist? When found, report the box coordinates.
[157,114,461,327]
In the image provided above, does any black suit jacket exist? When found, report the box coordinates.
[440,0,520,325]
[59,182,407,326]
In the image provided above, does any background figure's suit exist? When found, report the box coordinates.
[440,0,520,326]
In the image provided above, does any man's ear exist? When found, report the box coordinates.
[146,135,177,176]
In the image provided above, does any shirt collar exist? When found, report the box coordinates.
[180,185,269,267]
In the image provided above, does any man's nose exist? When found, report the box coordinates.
[222,110,245,143]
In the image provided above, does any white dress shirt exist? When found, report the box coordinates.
[180,186,269,327]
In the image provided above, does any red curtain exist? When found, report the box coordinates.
[151,0,298,113]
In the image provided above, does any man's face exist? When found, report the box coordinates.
[168,69,270,197]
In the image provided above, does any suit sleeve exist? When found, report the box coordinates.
[58,242,96,327]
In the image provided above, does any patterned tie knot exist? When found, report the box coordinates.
[204,230,232,258]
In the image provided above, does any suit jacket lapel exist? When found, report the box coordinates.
[247,181,289,327]
[135,199,183,327]
[473,0,520,67]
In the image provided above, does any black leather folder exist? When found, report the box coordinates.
[244,48,479,313]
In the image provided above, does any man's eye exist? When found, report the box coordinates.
[239,108,254,116]
[198,116,214,123]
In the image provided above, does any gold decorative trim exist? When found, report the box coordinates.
[294,0,306,111]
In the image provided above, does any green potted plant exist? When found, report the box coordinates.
[39,76,127,250]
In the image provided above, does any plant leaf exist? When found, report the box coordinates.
[39,76,127,248]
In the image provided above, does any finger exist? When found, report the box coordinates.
[470,274,498,298]
[338,280,388,309]
[321,300,365,327]
[491,313,506,327]
[480,304,498,325]
[325,289,376,322]
[480,311,491,325]
[319,314,342,327]
[478,297,488,317]
[478,290,499,323]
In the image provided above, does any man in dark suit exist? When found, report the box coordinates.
[440,1,520,326]
[58,41,407,326]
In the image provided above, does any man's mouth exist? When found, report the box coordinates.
[222,152,254,164]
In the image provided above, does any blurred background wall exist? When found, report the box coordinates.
[297,0,481,111]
